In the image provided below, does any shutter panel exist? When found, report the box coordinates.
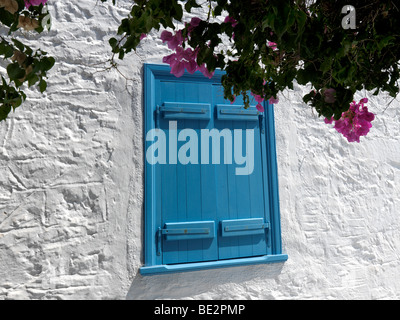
[154,78,271,265]
[212,85,272,260]
[157,80,218,264]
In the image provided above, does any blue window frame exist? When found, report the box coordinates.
[140,63,287,275]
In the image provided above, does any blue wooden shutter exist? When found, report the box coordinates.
[154,80,272,264]
[157,80,218,264]
[212,85,272,260]
[142,64,287,274]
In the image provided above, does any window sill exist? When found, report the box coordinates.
[139,254,288,276]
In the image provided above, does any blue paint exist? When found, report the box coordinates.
[216,104,259,121]
[140,254,288,275]
[142,63,287,275]
[221,218,268,237]
[161,102,211,120]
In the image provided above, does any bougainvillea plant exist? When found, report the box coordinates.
[102,0,400,142]
[0,0,53,121]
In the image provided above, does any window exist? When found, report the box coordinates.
[140,63,287,275]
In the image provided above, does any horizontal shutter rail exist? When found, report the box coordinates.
[162,221,215,241]
[220,109,259,116]
[216,105,259,121]
[221,218,269,237]
[161,106,207,114]
[161,102,211,120]
[162,228,210,235]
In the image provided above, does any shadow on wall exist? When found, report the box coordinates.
[126,262,286,300]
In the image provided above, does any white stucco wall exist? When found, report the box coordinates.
[1,1,400,300]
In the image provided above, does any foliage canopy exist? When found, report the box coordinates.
[105,0,400,123]
[0,0,53,121]
[2,0,399,142]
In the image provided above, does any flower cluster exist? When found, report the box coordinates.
[324,98,375,143]
[267,41,278,50]
[0,0,48,29]
[250,92,279,112]
[157,16,280,112]
[24,0,47,8]
[160,17,214,79]
[248,79,279,112]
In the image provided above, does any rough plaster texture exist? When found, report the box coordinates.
[1,1,400,300]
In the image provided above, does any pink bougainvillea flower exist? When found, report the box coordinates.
[250,85,279,112]
[166,30,183,50]
[161,27,216,79]
[140,33,147,40]
[250,92,265,112]
[198,64,214,79]
[324,117,334,124]
[256,103,264,112]
[162,53,175,65]
[162,43,201,77]
[170,59,185,78]
[184,60,198,74]
[268,96,279,104]
[324,98,375,143]
[224,16,238,27]
[161,30,173,43]
[160,29,184,50]
[190,17,202,27]
[24,0,47,7]
[187,17,202,36]
[267,41,278,50]
[251,92,264,104]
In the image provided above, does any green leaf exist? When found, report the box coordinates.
[171,1,183,21]
[7,63,25,81]
[109,37,118,49]
[39,79,47,93]
[185,0,201,12]
[0,41,14,58]
[0,8,14,27]
[28,74,39,87]
[320,58,332,73]
[41,57,55,71]
[0,104,12,122]
[297,69,310,85]
[12,39,25,52]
